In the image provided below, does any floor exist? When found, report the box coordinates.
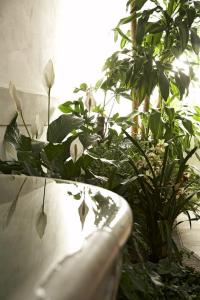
[176,213,200,270]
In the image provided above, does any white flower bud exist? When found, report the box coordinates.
[9,82,22,113]
[43,59,55,92]
[70,137,84,162]
[84,88,96,112]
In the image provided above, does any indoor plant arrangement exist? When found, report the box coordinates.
[1,0,200,298]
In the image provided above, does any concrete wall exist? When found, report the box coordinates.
[0,0,60,159]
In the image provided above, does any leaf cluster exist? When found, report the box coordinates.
[99,0,200,104]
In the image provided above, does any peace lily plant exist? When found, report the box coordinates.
[1,0,200,298]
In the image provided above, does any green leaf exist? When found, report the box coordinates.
[4,114,32,153]
[122,130,156,179]
[135,0,148,11]
[175,147,197,184]
[0,160,23,174]
[148,110,164,139]
[181,118,194,135]
[17,151,43,176]
[136,18,146,45]
[158,70,169,101]
[80,83,88,91]
[179,23,189,52]
[73,83,88,93]
[59,101,74,113]
[120,37,127,49]
[114,27,132,43]
[79,133,99,148]
[191,29,200,55]
[118,15,134,26]
[165,106,175,122]
[47,114,84,143]
[147,22,165,34]
[4,113,20,148]
[42,141,70,162]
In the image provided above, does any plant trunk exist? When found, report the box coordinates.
[130,0,139,137]
[141,95,150,139]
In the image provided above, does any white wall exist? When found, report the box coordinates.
[0,0,128,159]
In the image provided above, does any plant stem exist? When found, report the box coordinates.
[48,89,50,128]
[130,0,139,137]
[20,111,31,138]
[141,95,150,139]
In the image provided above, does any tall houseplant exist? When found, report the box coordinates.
[99,0,200,136]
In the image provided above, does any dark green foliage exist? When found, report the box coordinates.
[100,0,200,104]
[0,99,111,180]
[118,258,200,300]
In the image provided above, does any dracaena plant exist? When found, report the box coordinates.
[97,0,200,136]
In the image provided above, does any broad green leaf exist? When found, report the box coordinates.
[79,133,99,148]
[181,118,194,135]
[136,18,146,45]
[191,29,200,55]
[179,23,189,52]
[148,110,163,139]
[17,151,43,176]
[80,83,88,91]
[31,140,46,155]
[187,7,196,27]
[147,22,165,34]
[42,141,71,162]
[158,70,169,101]
[47,114,84,143]
[0,160,23,174]
[4,114,32,152]
[59,101,74,113]
[4,113,20,148]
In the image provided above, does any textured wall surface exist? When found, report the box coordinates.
[0,0,59,158]
[0,0,58,93]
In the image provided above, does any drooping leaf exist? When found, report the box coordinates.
[179,23,189,52]
[148,110,164,139]
[181,118,194,135]
[135,0,148,11]
[158,70,169,101]
[47,114,84,143]
[191,29,200,55]
[17,151,43,176]
[136,17,146,45]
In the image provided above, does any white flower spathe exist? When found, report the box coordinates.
[31,114,44,139]
[43,59,55,92]
[70,137,84,162]
[84,88,96,112]
[9,82,22,113]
